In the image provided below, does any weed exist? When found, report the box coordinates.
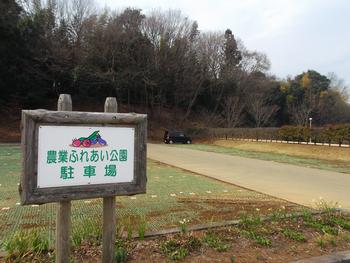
[330,238,337,246]
[340,233,350,242]
[230,255,235,263]
[125,216,133,240]
[186,236,202,251]
[161,240,188,261]
[138,215,147,240]
[326,216,350,230]
[315,234,337,248]
[282,229,306,242]
[169,247,188,261]
[71,233,82,247]
[239,214,261,229]
[290,212,299,222]
[305,220,339,235]
[315,199,338,215]
[31,230,49,253]
[3,229,49,259]
[115,247,128,263]
[3,232,30,257]
[203,231,230,252]
[72,218,102,247]
[115,239,128,263]
[301,211,343,236]
[179,218,190,234]
[240,230,271,247]
[316,236,326,248]
[301,209,312,221]
[269,209,287,221]
[116,222,124,239]
[115,238,125,247]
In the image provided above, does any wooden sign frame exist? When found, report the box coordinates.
[20,109,147,205]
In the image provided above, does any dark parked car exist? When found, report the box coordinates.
[164,131,192,144]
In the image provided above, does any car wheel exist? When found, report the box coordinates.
[186,140,191,144]
[169,140,174,144]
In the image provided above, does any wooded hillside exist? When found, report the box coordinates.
[1,0,349,130]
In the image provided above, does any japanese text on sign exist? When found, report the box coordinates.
[37,126,135,188]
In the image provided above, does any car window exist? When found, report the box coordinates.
[169,132,184,137]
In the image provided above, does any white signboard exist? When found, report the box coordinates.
[37,126,135,188]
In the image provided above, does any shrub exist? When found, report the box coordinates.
[278,126,310,142]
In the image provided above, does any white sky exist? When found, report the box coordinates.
[98,0,350,86]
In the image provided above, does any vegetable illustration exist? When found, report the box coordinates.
[82,139,91,147]
[72,139,81,147]
[71,130,107,148]
[97,137,107,145]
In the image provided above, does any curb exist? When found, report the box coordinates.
[290,250,350,263]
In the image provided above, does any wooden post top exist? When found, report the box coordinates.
[104,97,118,113]
[57,94,72,111]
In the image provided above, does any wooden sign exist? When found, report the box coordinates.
[20,109,147,205]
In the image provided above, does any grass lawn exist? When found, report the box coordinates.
[0,145,296,249]
[2,145,350,263]
[176,140,350,174]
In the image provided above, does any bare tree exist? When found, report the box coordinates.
[221,96,245,127]
[199,109,224,127]
[328,72,349,101]
[247,93,278,127]
[197,32,225,80]
[57,0,96,44]
[142,9,192,49]
[289,102,311,126]
[240,50,271,74]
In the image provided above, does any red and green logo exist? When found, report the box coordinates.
[71,130,107,148]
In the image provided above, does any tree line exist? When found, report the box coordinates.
[1,0,349,127]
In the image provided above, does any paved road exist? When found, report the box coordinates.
[148,143,350,210]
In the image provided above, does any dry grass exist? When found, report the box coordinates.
[214,140,350,162]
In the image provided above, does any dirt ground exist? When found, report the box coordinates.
[0,127,20,143]
[6,211,350,263]
[78,211,350,263]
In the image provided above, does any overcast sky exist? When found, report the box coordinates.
[98,0,350,86]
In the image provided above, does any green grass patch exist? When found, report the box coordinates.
[240,230,271,247]
[239,214,262,229]
[203,231,230,252]
[0,145,277,249]
[161,239,189,260]
[2,229,49,259]
[301,209,350,236]
[282,228,306,242]
[315,234,337,248]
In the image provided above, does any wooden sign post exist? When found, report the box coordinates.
[20,94,147,263]
[56,94,73,263]
[103,97,117,263]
